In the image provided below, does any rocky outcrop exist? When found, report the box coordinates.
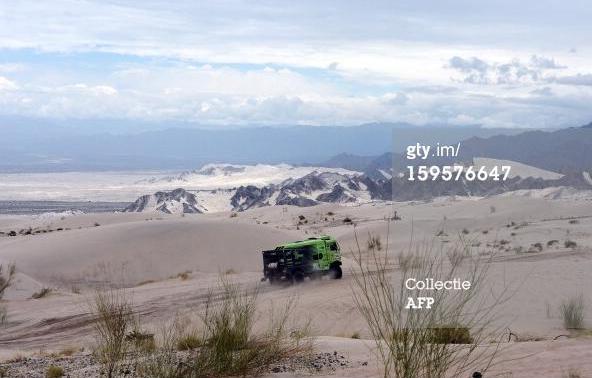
[125,188,205,214]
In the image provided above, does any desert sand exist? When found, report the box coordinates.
[1,195,592,376]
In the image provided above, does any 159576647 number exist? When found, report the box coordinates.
[407,165,511,182]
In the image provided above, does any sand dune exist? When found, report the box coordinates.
[1,196,592,376]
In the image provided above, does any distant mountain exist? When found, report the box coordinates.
[124,163,592,214]
[320,152,395,180]
[457,123,592,173]
[320,153,377,172]
[0,121,526,172]
[124,188,205,214]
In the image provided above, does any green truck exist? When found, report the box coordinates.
[261,235,342,284]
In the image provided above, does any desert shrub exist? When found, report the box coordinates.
[446,247,468,266]
[343,217,352,224]
[90,289,133,378]
[177,271,190,280]
[398,252,422,271]
[367,234,382,251]
[352,231,510,378]
[176,333,201,351]
[351,332,360,339]
[436,229,447,237]
[461,228,470,235]
[565,368,582,378]
[561,294,585,330]
[547,240,559,247]
[230,212,238,218]
[31,287,52,299]
[126,329,156,353]
[326,211,334,216]
[568,219,580,225]
[45,365,64,378]
[137,280,312,377]
[428,326,473,344]
[532,242,543,252]
[94,222,100,227]
[565,240,577,249]
[298,215,306,221]
[0,264,15,324]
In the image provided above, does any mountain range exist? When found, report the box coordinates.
[0,121,526,172]
[124,162,592,214]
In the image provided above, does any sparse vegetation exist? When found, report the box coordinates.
[528,242,543,253]
[568,219,580,225]
[126,328,156,353]
[564,368,583,378]
[230,212,238,218]
[0,263,15,324]
[560,294,585,330]
[45,365,64,378]
[343,216,352,224]
[351,332,360,339]
[367,234,382,251]
[547,240,559,247]
[461,228,470,235]
[565,240,578,249]
[177,271,190,280]
[176,333,202,351]
[94,222,100,227]
[136,279,312,377]
[89,289,133,378]
[352,232,510,378]
[31,287,52,299]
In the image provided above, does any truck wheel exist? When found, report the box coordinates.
[293,271,305,284]
[330,265,342,279]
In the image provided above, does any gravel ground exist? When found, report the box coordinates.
[0,350,365,377]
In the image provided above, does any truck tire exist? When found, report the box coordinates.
[329,265,342,279]
[293,271,305,284]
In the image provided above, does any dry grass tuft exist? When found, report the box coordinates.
[89,289,133,378]
[352,230,511,378]
[0,264,15,324]
[561,294,585,330]
[45,365,64,378]
[31,287,52,299]
[136,279,312,377]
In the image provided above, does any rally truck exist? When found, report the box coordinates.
[261,235,342,284]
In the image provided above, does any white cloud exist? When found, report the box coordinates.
[0,76,18,90]
[0,1,591,128]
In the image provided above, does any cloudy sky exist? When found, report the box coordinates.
[0,0,591,129]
